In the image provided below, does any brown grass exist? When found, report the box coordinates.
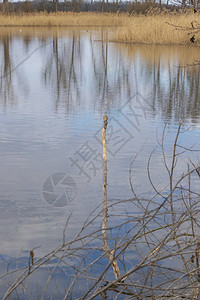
[113,11,200,45]
[0,11,199,45]
[0,12,125,27]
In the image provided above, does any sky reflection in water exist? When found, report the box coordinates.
[0,28,200,262]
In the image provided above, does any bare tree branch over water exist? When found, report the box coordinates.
[2,119,200,299]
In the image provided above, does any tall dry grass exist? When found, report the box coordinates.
[113,10,200,45]
[0,11,199,45]
[0,12,125,27]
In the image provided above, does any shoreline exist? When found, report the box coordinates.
[0,12,198,45]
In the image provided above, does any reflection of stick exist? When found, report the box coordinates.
[102,115,120,279]
[30,250,34,265]
[28,250,34,274]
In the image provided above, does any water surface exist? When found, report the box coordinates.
[0,27,200,297]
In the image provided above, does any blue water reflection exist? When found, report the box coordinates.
[0,28,200,298]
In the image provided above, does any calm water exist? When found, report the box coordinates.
[0,27,200,297]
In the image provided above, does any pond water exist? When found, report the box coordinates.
[0,27,200,298]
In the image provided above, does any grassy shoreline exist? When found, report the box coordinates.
[0,11,198,45]
[0,12,125,26]
[114,14,199,45]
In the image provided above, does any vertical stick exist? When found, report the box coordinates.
[102,115,108,252]
[102,115,121,280]
[102,115,108,162]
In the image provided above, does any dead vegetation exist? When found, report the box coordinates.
[2,119,200,299]
[0,10,199,45]
[113,10,200,45]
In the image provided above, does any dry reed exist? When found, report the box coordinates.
[113,12,200,45]
[0,12,125,27]
[0,11,199,45]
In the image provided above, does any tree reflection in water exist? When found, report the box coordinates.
[0,29,200,122]
[0,33,14,109]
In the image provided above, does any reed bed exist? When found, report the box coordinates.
[0,11,125,27]
[113,12,200,45]
[0,11,199,45]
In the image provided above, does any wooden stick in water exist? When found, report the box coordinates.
[102,115,121,280]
